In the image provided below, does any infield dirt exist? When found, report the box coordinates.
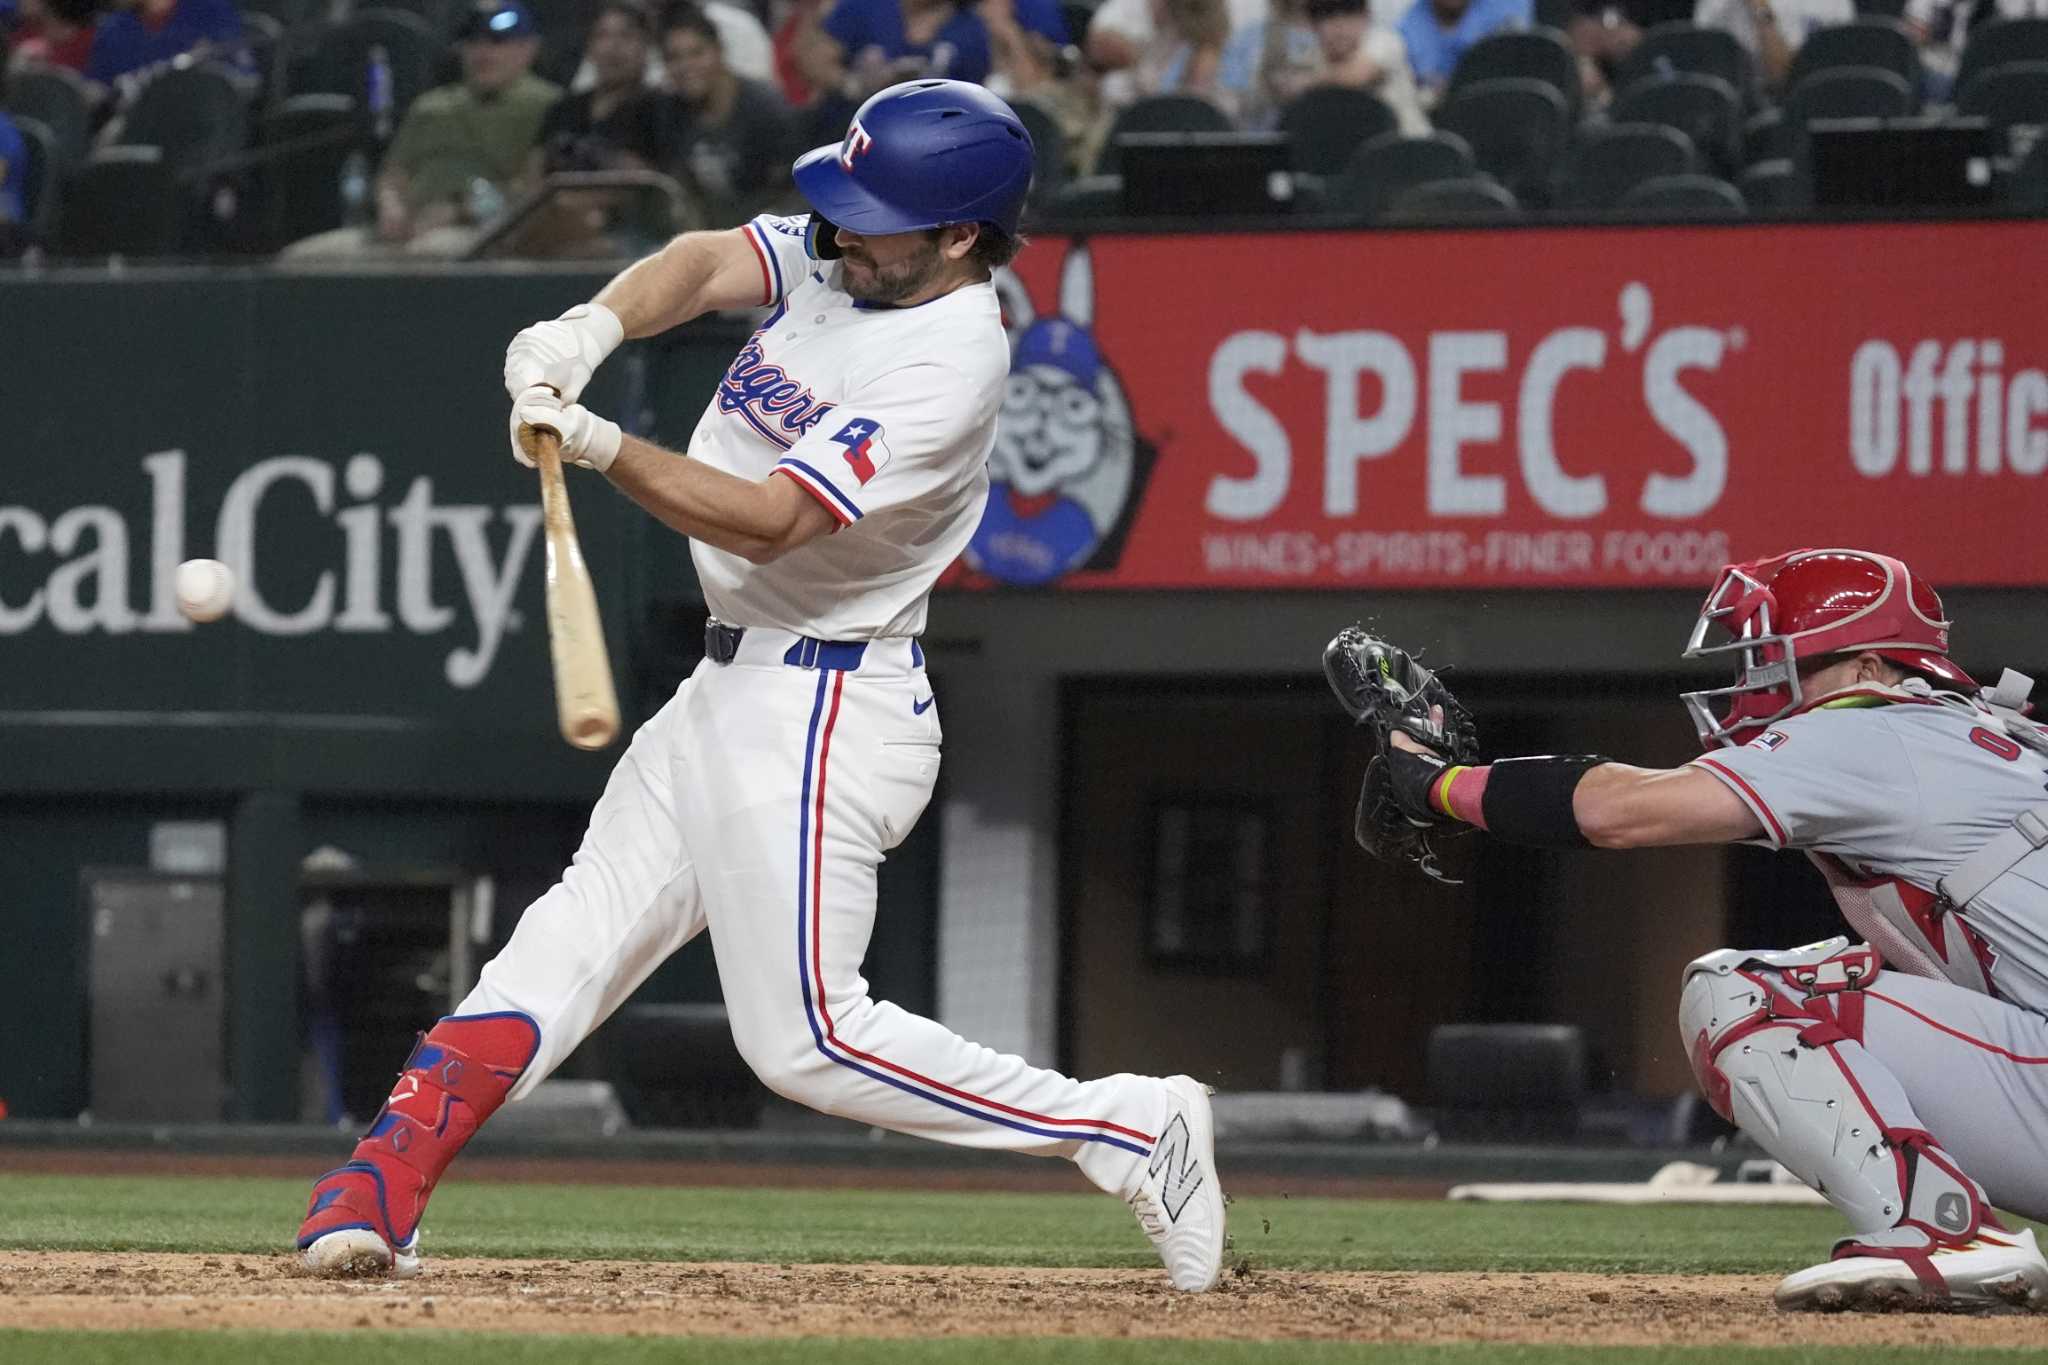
[1,1252,2042,1348]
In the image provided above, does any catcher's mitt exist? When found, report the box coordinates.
[1322,628,1480,882]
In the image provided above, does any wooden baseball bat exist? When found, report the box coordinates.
[520,423,621,751]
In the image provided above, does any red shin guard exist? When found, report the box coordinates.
[297,1011,540,1249]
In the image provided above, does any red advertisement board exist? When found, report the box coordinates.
[952,221,2048,590]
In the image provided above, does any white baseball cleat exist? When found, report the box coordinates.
[301,1226,423,1280]
[1775,1228,2048,1312]
[1126,1075,1227,1292]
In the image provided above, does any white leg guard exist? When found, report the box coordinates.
[1679,938,2000,1270]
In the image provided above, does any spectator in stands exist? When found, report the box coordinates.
[0,102,24,224]
[659,0,795,224]
[800,0,1067,98]
[1303,0,1426,128]
[702,0,775,82]
[1138,0,1232,97]
[981,0,1072,100]
[772,0,827,102]
[1904,0,2048,95]
[285,0,559,258]
[7,0,101,71]
[83,0,245,90]
[1218,0,1324,125]
[1089,0,1266,106]
[1396,0,1529,103]
[1694,0,1850,88]
[539,0,664,172]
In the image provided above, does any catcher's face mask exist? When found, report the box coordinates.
[1680,557,1805,750]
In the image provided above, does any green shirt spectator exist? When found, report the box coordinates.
[388,71,562,210]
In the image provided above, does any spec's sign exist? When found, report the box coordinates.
[956,221,2047,590]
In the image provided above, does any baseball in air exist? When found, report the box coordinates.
[175,558,236,623]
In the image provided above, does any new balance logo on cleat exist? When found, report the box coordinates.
[1149,1114,1205,1223]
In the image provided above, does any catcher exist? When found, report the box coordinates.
[1326,547,2048,1312]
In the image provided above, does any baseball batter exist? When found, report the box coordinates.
[1328,548,2048,1311]
[295,80,1225,1294]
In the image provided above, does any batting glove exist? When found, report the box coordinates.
[510,386,623,474]
[503,302,624,406]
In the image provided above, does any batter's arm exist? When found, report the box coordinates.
[594,229,783,339]
[603,432,839,563]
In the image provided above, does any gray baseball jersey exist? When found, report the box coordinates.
[1692,687,2048,1014]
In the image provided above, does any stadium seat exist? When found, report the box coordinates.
[2,66,91,172]
[1382,174,1522,222]
[241,0,316,28]
[1958,61,2048,139]
[1739,156,1808,211]
[1855,0,1906,14]
[1332,129,1474,220]
[1431,77,1570,204]
[1957,17,2048,98]
[1043,175,1125,219]
[1011,98,1070,199]
[11,115,58,244]
[2008,127,2048,210]
[256,93,360,246]
[1781,65,1915,128]
[376,0,466,36]
[1786,18,1918,94]
[1553,122,1696,209]
[1277,85,1398,175]
[1095,94,1233,175]
[55,147,182,257]
[1447,27,1582,118]
[289,9,442,129]
[1611,71,1742,175]
[1744,107,1789,163]
[1616,22,1758,109]
[1617,171,1747,215]
[114,65,249,175]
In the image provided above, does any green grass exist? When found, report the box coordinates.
[1,1336,2042,1365]
[0,1170,1879,1274]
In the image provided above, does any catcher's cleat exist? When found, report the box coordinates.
[1775,1227,2048,1312]
[1126,1076,1227,1293]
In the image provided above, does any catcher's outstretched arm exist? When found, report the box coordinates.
[1393,735,1765,849]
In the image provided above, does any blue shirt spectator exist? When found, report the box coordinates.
[1396,0,1527,89]
[820,0,1066,87]
[84,0,245,85]
[0,112,26,224]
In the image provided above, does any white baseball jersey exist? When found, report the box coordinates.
[1692,688,2048,1012]
[682,213,1004,641]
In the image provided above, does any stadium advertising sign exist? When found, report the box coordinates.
[960,222,2047,590]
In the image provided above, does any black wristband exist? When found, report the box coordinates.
[1477,754,1609,849]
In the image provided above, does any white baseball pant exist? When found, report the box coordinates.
[457,628,1168,1197]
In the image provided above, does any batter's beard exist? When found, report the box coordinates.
[840,239,944,304]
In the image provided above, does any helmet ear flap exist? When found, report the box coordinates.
[806,216,843,260]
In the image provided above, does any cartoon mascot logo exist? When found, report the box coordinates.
[965,244,1156,586]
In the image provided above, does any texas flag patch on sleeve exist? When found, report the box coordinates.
[830,417,892,486]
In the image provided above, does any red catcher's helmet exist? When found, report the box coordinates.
[1680,548,1976,748]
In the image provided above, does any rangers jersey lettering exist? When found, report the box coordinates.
[688,214,1003,640]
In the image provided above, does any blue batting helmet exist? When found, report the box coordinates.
[793,80,1034,249]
